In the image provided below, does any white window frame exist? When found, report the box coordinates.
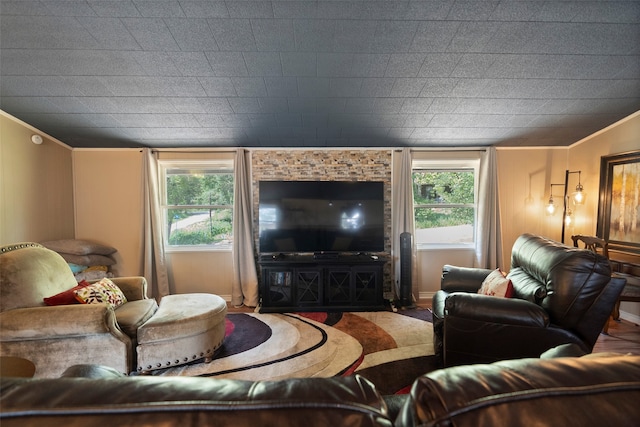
[412,159,480,250]
[159,159,234,252]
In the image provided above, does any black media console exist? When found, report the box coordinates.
[258,253,387,312]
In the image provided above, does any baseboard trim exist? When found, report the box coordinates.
[419,291,436,301]
[620,310,640,325]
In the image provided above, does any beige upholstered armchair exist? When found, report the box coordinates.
[0,243,158,377]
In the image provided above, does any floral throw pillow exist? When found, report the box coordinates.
[74,278,127,309]
[478,269,514,298]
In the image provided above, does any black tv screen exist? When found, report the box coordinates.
[259,181,385,254]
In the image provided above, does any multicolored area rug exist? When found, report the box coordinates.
[151,308,439,394]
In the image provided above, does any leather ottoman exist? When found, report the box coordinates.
[136,293,227,373]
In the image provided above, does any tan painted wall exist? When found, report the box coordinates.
[0,113,74,245]
[72,149,145,279]
[164,251,234,297]
[496,148,569,269]
[568,111,640,318]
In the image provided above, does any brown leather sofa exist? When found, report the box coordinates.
[432,233,626,366]
[2,349,639,427]
[1,371,392,427]
[396,351,640,426]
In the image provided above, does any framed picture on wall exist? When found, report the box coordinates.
[597,150,640,254]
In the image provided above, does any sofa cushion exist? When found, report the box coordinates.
[114,299,158,339]
[43,280,91,306]
[478,269,514,298]
[74,278,127,309]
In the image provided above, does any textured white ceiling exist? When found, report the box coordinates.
[1,0,639,148]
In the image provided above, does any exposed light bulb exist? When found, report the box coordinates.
[546,197,556,215]
[572,183,585,205]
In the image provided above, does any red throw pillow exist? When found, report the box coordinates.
[43,280,91,306]
[478,269,514,298]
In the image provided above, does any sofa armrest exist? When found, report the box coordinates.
[0,305,121,340]
[109,276,148,301]
[396,355,640,427]
[441,265,493,293]
[445,293,549,328]
[0,375,392,427]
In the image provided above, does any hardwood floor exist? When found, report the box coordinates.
[593,317,640,355]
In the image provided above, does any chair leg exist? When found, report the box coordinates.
[612,300,621,321]
[602,315,612,334]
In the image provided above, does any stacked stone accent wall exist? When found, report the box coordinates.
[252,150,393,297]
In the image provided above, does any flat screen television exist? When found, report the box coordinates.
[259,180,385,254]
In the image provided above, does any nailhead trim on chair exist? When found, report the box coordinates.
[137,345,221,373]
[0,242,43,253]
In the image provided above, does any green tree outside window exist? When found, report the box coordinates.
[165,169,234,247]
[413,170,475,244]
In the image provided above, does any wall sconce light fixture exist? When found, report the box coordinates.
[545,170,584,243]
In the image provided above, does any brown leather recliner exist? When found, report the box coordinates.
[432,233,626,367]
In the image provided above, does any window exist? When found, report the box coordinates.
[412,160,479,246]
[160,161,234,250]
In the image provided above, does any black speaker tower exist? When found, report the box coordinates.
[399,232,415,308]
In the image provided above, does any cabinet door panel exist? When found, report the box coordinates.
[264,268,293,306]
[296,269,322,305]
[353,267,379,304]
[326,268,352,304]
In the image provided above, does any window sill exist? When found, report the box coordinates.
[417,243,475,251]
[165,246,232,253]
